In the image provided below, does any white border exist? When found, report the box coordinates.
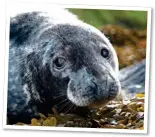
[2,2,152,134]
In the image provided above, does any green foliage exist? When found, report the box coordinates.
[68,8,147,30]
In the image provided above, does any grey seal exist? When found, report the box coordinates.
[7,8,121,124]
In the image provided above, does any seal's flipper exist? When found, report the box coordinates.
[119,59,146,93]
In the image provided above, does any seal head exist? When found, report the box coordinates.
[40,23,121,108]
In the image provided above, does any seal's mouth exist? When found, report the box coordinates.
[88,95,118,109]
[88,99,110,108]
[87,88,120,109]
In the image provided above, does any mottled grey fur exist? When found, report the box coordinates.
[7,9,120,124]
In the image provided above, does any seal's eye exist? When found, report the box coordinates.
[101,48,109,58]
[53,57,66,69]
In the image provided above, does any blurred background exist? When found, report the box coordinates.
[68,8,147,69]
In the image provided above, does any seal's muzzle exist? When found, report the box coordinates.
[67,65,120,107]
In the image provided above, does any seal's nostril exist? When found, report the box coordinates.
[85,80,97,93]
[90,80,98,95]
[91,80,97,89]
